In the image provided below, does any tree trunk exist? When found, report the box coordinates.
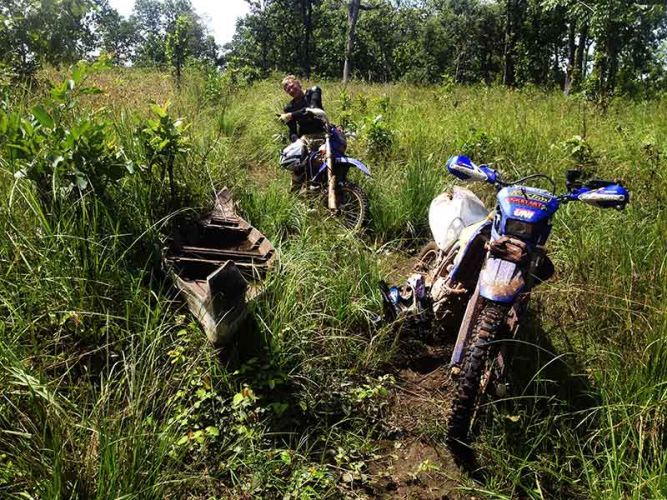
[502,0,516,86]
[343,0,361,84]
[564,21,576,94]
[553,42,560,87]
[571,22,588,92]
[175,60,182,89]
[605,30,620,94]
[302,0,312,78]
[583,37,592,80]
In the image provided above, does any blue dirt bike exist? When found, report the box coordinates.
[279,108,371,230]
[430,156,629,446]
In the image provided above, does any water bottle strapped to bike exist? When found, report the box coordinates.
[278,108,371,230]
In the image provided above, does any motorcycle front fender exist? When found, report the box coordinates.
[478,257,525,304]
[334,156,371,176]
[314,156,371,181]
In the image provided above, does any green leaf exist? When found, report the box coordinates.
[193,430,205,444]
[75,174,88,191]
[232,392,244,407]
[80,87,103,95]
[31,106,54,129]
[71,64,84,84]
[280,450,292,465]
[205,426,219,437]
[150,103,167,118]
[269,402,289,416]
[0,113,8,134]
[50,82,68,101]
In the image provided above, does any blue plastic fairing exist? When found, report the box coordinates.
[312,156,371,180]
[495,186,559,244]
[446,155,497,183]
[570,184,629,209]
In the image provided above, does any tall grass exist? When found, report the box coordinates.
[0,66,665,497]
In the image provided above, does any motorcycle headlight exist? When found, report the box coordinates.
[505,219,538,239]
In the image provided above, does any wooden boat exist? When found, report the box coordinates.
[164,188,276,346]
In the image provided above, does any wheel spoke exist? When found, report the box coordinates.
[337,184,367,230]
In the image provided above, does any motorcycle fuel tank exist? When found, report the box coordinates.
[429,187,489,251]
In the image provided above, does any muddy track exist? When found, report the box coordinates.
[364,338,468,499]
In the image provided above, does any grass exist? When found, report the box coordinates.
[0,65,665,498]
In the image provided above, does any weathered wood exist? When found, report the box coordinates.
[164,188,276,347]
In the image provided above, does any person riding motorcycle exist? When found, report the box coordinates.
[280,75,325,190]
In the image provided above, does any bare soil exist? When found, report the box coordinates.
[357,248,473,498]
[355,323,467,499]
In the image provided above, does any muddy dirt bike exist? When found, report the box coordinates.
[396,156,629,447]
[279,108,371,230]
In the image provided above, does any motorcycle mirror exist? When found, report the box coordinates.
[446,155,497,184]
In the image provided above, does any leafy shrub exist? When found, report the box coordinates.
[222,60,263,87]
[440,74,456,93]
[459,127,497,160]
[364,114,394,157]
[562,134,595,166]
[2,59,134,206]
[338,89,353,129]
[203,64,226,105]
[375,94,391,115]
[141,101,190,202]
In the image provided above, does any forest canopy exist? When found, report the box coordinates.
[1,0,666,96]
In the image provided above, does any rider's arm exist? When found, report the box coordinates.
[282,103,298,140]
[287,119,297,141]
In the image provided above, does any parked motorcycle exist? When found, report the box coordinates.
[383,155,629,447]
[279,108,371,230]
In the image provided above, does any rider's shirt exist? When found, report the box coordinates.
[284,86,324,140]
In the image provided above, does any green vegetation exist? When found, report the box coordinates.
[0,63,666,498]
[2,0,666,100]
[229,0,667,97]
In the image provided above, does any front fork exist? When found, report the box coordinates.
[325,133,338,211]
[450,257,529,388]
[450,290,521,396]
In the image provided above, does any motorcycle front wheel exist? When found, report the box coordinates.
[336,183,369,230]
[447,300,508,448]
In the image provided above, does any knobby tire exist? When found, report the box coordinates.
[414,240,439,274]
[447,300,507,447]
[338,182,369,230]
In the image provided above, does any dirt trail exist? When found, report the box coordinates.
[362,249,471,498]
[365,340,467,499]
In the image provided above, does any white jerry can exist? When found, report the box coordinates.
[428,186,489,251]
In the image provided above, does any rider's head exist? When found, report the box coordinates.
[282,75,304,99]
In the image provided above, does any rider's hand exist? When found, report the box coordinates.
[280,112,292,122]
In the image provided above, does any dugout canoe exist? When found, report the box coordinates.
[163,188,276,346]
